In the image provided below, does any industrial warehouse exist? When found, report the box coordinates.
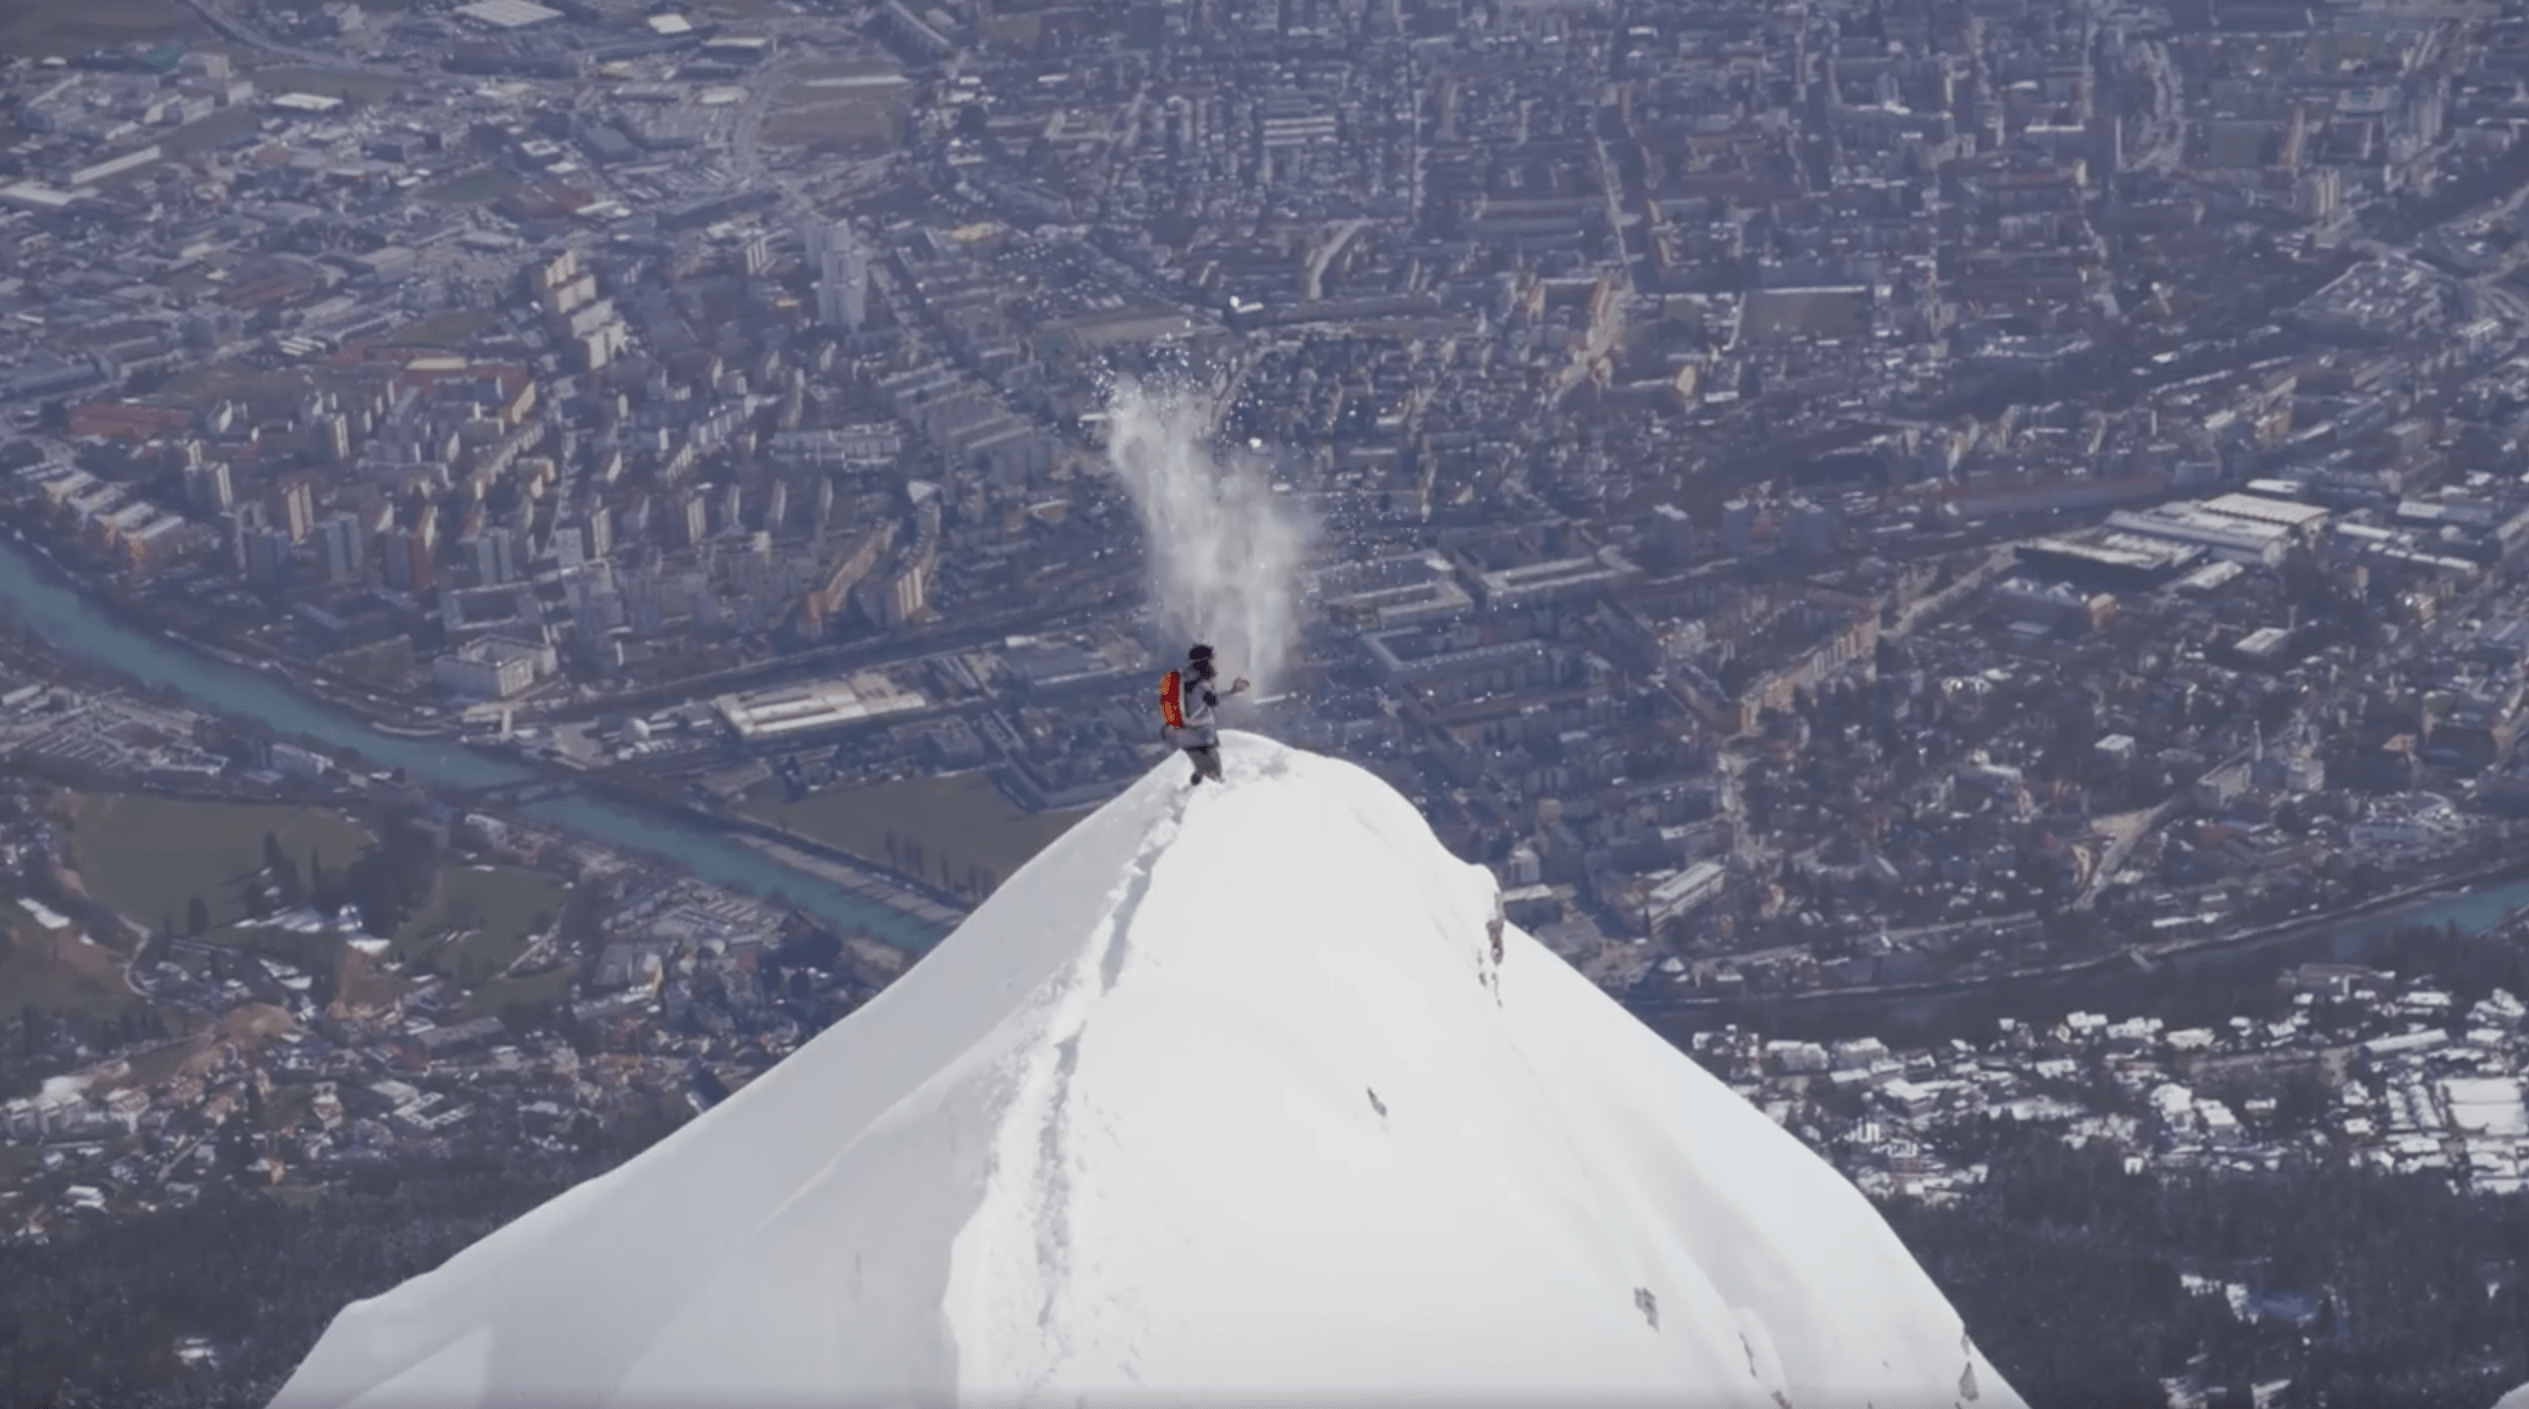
[712,674,927,744]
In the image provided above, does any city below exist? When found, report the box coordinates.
[9,0,2529,1401]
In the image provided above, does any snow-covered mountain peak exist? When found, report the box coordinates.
[276,732,2024,1409]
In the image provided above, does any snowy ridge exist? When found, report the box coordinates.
[276,733,2025,1409]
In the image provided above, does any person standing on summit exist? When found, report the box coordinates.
[1160,643,1249,786]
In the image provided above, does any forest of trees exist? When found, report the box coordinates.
[1891,1120,2529,1407]
[322,810,441,940]
[0,1105,685,1409]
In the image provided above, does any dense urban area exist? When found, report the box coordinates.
[14,0,2529,1400]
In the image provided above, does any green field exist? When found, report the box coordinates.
[207,863,564,987]
[70,793,373,937]
[0,899,141,1021]
[392,865,567,982]
[741,772,1086,896]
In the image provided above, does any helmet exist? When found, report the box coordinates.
[1187,643,1215,664]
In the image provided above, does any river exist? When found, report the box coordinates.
[12,529,2527,1025]
[0,534,947,950]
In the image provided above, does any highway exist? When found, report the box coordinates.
[176,0,408,78]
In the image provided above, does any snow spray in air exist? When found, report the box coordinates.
[1104,376,1312,689]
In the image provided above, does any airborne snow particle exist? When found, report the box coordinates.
[1103,376,1312,689]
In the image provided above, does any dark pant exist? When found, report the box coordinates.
[1185,745,1222,782]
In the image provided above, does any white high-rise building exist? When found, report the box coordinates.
[806,218,867,331]
[472,527,519,587]
[187,460,234,512]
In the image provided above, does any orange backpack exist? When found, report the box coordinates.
[1158,669,1187,729]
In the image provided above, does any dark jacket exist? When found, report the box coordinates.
[1175,667,1236,746]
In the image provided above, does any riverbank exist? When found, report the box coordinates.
[0,530,952,950]
[697,808,970,923]
[4,521,402,728]
[533,758,976,922]
[733,835,967,930]
[1,515,457,740]
[7,514,1003,944]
